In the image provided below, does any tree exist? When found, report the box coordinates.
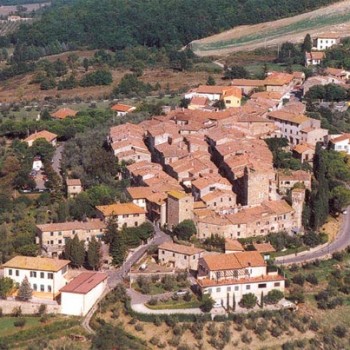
[223,65,249,79]
[107,219,126,266]
[206,75,216,86]
[264,289,284,305]
[83,58,90,72]
[173,220,196,240]
[331,186,350,212]
[201,295,214,312]
[17,276,32,301]
[240,293,257,309]
[302,34,312,53]
[65,235,85,267]
[0,277,14,299]
[87,236,101,270]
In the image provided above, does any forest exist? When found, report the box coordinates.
[11,0,343,51]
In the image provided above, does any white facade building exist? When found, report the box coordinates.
[314,34,340,51]
[3,256,70,298]
[60,272,107,316]
[197,252,284,308]
[329,134,350,154]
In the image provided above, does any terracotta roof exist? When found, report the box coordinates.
[197,274,284,288]
[293,71,305,79]
[51,108,77,119]
[292,143,314,154]
[267,111,309,124]
[96,203,145,216]
[66,178,81,186]
[202,251,265,271]
[231,79,265,87]
[37,220,106,232]
[24,130,57,143]
[253,242,276,253]
[111,104,135,113]
[251,91,282,100]
[306,52,325,60]
[225,238,244,252]
[278,170,311,182]
[330,133,350,144]
[325,67,346,77]
[193,85,242,98]
[201,189,236,203]
[159,242,204,255]
[190,96,209,106]
[264,72,294,86]
[126,187,153,199]
[167,190,189,200]
[3,256,70,272]
[317,33,340,39]
[60,272,107,294]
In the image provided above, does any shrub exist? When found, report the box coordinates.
[309,320,319,332]
[289,264,299,272]
[305,273,318,285]
[183,292,191,302]
[264,289,284,305]
[333,325,347,338]
[173,325,184,336]
[168,336,181,347]
[14,318,26,327]
[0,307,3,318]
[40,314,49,323]
[153,316,162,326]
[270,326,283,337]
[148,298,158,306]
[150,336,160,346]
[111,308,120,319]
[292,274,305,286]
[255,321,268,336]
[200,295,214,312]
[177,344,191,350]
[332,251,345,261]
[12,306,22,317]
[157,342,166,349]
[240,293,257,309]
[207,323,217,337]
[134,323,143,332]
[165,315,178,327]
[241,332,252,344]
[151,275,159,283]
[37,304,47,316]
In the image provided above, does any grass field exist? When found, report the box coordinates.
[0,317,41,337]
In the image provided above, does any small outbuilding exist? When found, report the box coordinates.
[60,272,107,316]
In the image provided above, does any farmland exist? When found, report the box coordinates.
[191,0,350,56]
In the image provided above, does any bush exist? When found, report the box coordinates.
[264,289,284,305]
[292,274,305,286]
[162,275,176,291]
[305,273,318,285]
[14,318,26,327]
[0,307,2,318]
[168,336,181,347]
[165,315,178,327]
[332,251,345,261]
[241,332,252,344]
[150,336,160,346]
[309,320,319,332]
[333,325,347,338]
[153,316,162,326]
[200,295,214,312]
[148,298,158,306]
[134,323,143,332]
[240,293,257,309]
[183,292,191,302]
[270,326,283,337]
[37,304,47,316]
[173,325,184,336]
[207,323,217,337]
[40,314,49,323]
[12,306,22,317]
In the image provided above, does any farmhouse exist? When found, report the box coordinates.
[51,108,78,119]
[24,130,57,147]
[66,178,83,198]
[111,103,136,116]
[313,33,340,51]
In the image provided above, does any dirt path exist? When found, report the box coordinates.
[191,0,350,56]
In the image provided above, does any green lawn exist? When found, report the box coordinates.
[0,317,41,337]
[146,296,202,310]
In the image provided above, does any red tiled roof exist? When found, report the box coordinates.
[253,243,276,253]
[51,108,77,119]
[60,272,107,294]
[24,130,57,143]
[225,238,244,252]
[111,104,135,112]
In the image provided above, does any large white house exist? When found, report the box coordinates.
[3,256,70,298]
[60,272,107,316]
[313,33,340,51]
[197,251,284,308]
[329,134,350,154]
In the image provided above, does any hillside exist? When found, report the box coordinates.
[12,0,343,51]
[191,0,350,56]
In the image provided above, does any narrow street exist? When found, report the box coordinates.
[52,144,64,179]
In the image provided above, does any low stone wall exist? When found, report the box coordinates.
[0,299,61,315]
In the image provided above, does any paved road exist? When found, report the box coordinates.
[107,224,171,289]
[276,207,350,265]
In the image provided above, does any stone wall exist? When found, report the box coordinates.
[0,299,61,315]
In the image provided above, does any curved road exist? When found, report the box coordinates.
[276,207,350,265]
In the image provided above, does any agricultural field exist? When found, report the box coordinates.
[191,0,350,56]
[0,2,49,16]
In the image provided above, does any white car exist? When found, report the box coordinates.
[213,301,222,308]
[175,289,188,296]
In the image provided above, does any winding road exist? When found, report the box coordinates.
[276,207,350,265]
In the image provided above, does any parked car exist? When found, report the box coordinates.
[175,289,188,296]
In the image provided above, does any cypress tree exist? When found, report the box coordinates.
[87,237,101,270]
[65,235,85,267]
[110,231,126,267]
[302,34,312,53]
[17,276,32,301]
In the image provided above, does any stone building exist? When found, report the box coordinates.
[167,191,194,229]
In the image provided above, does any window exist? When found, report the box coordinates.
[207,288,212,294]
[40,285,44,292]
[274,282,280,287]
[216,287,221,293]
[193,256,196,260]
[123,214,128,218]
[58,231,62,236]
[246,285,251,290]
[48,273,53,280]
[173,253,175,257]
[48,285,52,293]
[72,230,76,234]
[30,271,37,278]
[225,100,231,104]
[15,270,19,277]
[227,287,231,292]
[50,232,54,236]
[40,272,44,279]
[258,283,267,289]
[8,269,12,276]
[33,284,37,291]
[134,222,138,227]
[58,240,62,244]
[234,286,239,291]
[213,202,216,207]
[133,214,139,217]
[162,250,165,255]
[184,256,187,260]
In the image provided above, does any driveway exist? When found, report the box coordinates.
[131,303,203,315]
[52,144,64,178]
[276,207,350,265]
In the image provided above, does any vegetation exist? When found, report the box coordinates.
[17,276,32,301]
[172,220,197,240]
